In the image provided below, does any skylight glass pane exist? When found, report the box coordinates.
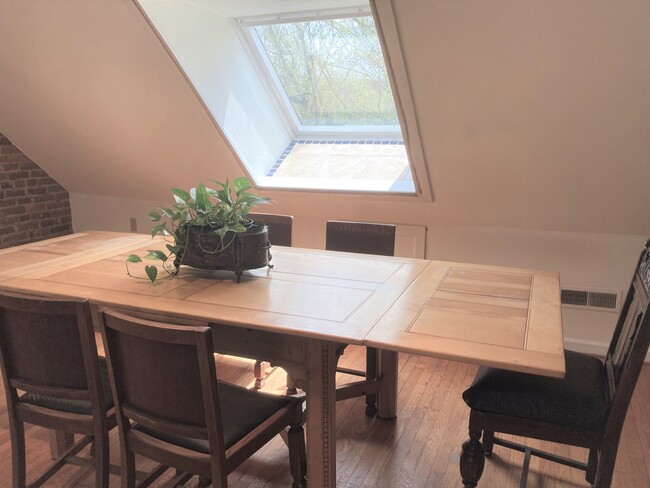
[254,16,398,127]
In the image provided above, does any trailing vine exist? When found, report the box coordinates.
[126,177,270,283]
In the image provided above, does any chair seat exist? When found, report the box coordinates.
[135,381,295,453]
[462,350,609,431]
[20,359,114,415]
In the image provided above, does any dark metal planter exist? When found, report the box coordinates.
[173,222,272,282]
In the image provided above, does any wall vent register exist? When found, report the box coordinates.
[561,287,620,312]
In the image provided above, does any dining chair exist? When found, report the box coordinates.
[326,220,397,416]
[325,220,396,256]
[248,212,293,247]
[460,239,650,488]
[98,308,307,488]
[247,212,294,388]
[0,291,116,488]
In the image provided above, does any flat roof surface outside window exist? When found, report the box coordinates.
[244,12,416,193]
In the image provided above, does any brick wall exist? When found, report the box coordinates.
[0,132,72,249]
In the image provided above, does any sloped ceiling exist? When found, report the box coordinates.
[0,0,649,235]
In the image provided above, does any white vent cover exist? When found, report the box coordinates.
[561,287,621,312]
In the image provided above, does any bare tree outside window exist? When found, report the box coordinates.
[254,16,398,127]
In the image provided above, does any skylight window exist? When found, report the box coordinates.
[239,9,415,193]
[253,16,400,132]
[136,1,430,197]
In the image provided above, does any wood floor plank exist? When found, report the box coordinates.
[1,349,649,487]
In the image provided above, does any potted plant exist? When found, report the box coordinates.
[126,177,271,283]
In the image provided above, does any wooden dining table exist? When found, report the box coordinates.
[0,231,565,487]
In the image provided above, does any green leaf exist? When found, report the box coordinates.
[126,254,142,263]
[171,188,191,203]
[220,179,233,205]
[210,179,226,189]
[233,176,253,195]
[237,194,271,207]
[160,207,175,219]
[166,244,182,254]
[144,265,158,283]
[229,223,247,233]
[151,223,166,237]
[145,250,168,262]
[195,183,208,212]
[148,211,161,222]
[214,226,228,239]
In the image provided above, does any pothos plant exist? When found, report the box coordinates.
[126,177,270,283]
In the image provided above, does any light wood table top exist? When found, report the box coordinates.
[0,231,565,487]
[366,260,565,377]
[0,230,565,377]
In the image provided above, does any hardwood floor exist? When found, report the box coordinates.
[1,345,649,487]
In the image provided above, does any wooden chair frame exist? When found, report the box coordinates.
[460,240,650,488]
[325,220,397,416]
[325,220,396,257]
[0,291,116,488]
[247,212,293,389]
[248,212,293,248]
[98,308,306,488]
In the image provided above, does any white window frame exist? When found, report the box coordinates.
[235,2,433,201]
[235,7,403,140]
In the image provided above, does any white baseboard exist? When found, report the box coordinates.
[564,337,650,362]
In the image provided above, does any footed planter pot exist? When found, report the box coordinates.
[174,222,272,282]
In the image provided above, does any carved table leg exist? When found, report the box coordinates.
[377,349,398,419]
[305,340,337,488]
[365,347,378,416]
[460,429,485,488]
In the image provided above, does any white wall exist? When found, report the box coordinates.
[139,0,291,178]
[2,0,649,357]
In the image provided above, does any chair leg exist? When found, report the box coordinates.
[365,347,378,416]
[10,419,26,488]
[460,429,485,488]
[288,423,307,488]
[94,428,110,488]
[254,360,268,389]
[286,373,298,396]
[593,447,618,488]
[122,447,137,488]
[586,448,598,485]
[482,431,495,457]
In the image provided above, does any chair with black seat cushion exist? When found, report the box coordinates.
[460,239,650,488]
[326,220,397,416]
[247,212,294,388]
[98,308,306,488]
[0,291,116,488]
